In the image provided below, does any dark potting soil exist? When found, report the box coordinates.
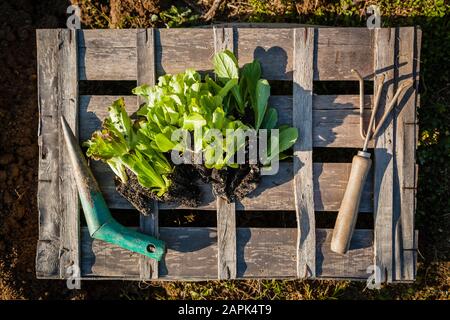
[115,164,201,215]
[194,163,261,202]
[116,162,262,212]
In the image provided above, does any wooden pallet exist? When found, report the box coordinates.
[36,26,421,282]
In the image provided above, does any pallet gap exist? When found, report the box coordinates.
[315,211,374,229]
[313,147,374,163]
[313,80,373,95]
[159,209,217,227]
[268,80,292,95]
[236,210,296,227]
[79,80,137,95]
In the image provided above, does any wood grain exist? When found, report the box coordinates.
[293,28,316,278]
[37,30,61,279]
[393,27,420,281]
[80,227,374,280]
[216,198,236,279]
[373,28,395,284]
[213,27,237,280]
[77,28,373,81]
[58,29,80,280]
[36,27,419,281]
[136,28,159,280]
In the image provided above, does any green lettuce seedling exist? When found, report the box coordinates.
[212,50,298,164]
[84,98,172,196]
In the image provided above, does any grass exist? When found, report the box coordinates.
[73,0,449,300]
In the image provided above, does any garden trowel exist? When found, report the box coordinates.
[60,116,165,261]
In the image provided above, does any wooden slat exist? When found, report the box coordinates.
[313,95,373,110]
[156,29,215,77]
[293,28,316,278]
[373,28,396,284]
[82,228,419,283]
[77,28,373,81]
[79,94,374,148]
[80,227,374,280]
[79,46,137,80]
[214,27,237,280]
[78,29,137,47]
[313,109,373,148]
[393,27,420,281]
[235,28,293,80]
[217,198,236,279]
[58,29,80,280]
[36,29,63,279]
[81,230,140,277]
[314,28,374,80]
[136,28,159,280]
[91,161,373,212]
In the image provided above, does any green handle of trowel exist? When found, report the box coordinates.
[60,116,165,261]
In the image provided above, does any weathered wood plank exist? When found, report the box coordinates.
[217,198,236,279]
[314,28,374,80]
[293,28,316,278]
[78,28,373,81]
[393,27,420,281]
[36,29,62,279]
[136,28,159,280]
[313,109,373,148]
[156,29,215,77]
[315,228,374,279]
[78,46,137,80]
[91,161,373,212]
[79,230,420,281]
[373,28,396,284]
[58,29,80,280]
[314,95,373,110]
[81,230,140,277]
[214,27,237,280]
[78,29,137,48]
[80,227,374,280]
[79,95,374,147]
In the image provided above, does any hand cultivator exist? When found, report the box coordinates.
[331,70,413,254]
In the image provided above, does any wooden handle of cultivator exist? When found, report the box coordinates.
[331,151,372,254]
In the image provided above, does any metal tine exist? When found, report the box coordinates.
[352,69,413,152]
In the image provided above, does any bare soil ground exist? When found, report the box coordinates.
[0,0,448,300]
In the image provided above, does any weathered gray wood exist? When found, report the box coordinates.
[78,28,373,81]
[293,28,316,278]
[58,29,80,280]
[216,198,236,279]
[314,28,374,80]
[79,94,374,148]
[373,28,396,283]
[393,27,420,281]
[136,28,159,280]
[92,161,373,212]
[156,29,216,78]
[78,29,137,47]
[81,229,140,277]
[213,27,237,280]
[79,47,137,80]
[37,29,80,279]
[80,227,374,280]
[314,95,373,110]
[80,231,425,282]
[38,27,421,282]
[313,109,373,148]
[315,228,374,279]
